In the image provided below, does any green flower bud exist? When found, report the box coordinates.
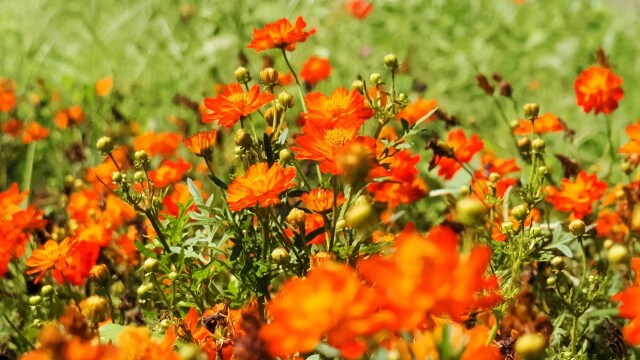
[234,67,251,84]
[515,333,546,360]
[456,198,487,225]
[568,219,585,236]
[29,295,43,305]
[96,136,114,155]
[511,204,529,222]
[271,247,290,265]
[383,53,398,69]
[523,103,540,120]
[143,257,159,272]
[369,73,382,86]
[608,244,630,265]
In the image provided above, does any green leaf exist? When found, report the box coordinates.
[187,177,204,206]
[99,323,126,343]
[208,174,228,190]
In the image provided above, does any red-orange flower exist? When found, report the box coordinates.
[0,78,16,112]
[183,129,218,157]
[574,65,623,115]
[148,158,192,188]
[134,132,182,158]
[25,237,78,284]
[595,209,629,242]
[202,83,274,127]
[300,56,332,85]
[247,17,316,52]
[396,98,438,126]
[512,112,565,135]
[95,76,113,97]
[545,171,607,219]
[346,0,373,20]
[21,122,49,144]
[118,326,179,360]
[2,118,22,137]
[55,105,85,129]
[619,120,640,155]
[368,149,428,209]
[301,188,346,214]
[302,87,373,128]
[435,129,484,180]
[613,258,640,345]
[226,163,296,211]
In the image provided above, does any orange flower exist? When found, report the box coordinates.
[545,171,607,219]
[278,72,295,86]
[148,158,192,188]
[346,0,373,20]
[619,120,640,155]
[302,87,373,128]
[300,56,332,85]
[26,237,78,284]
[301,188,346,214]
[512,112,565,135]
[396,98,437,126]
[595,209,629,242]
[435,129,484,180]
[247,17,316,52]
[574,65,623,115]
[95,76,113,97]
[162,182,202,217]
[202,83,274,127]
[473,152,520,198]
[2,118,22,137]
[408,321,501,360]
[368,149,428,209]
[226,163,296,211]
[183,129,218,157]
[55,106,85,129]
[134,132,182,158]
[118,326,179,360]
[0,78,17,112]
[613,258,640,345]
[21,122,49,144]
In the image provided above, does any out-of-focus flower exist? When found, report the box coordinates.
[227,163,296,211]
[1,118,22,137]
[574,65,623,115]
[183,129,218,157]
[95,76,113,97]
[545,171,607,219]
[396,98,438,126]
[0,78,17,112]
[203,83,273,127]
[247,17,316,52]
[278,72,295,86]
[117,326,180,360]
[134,132,182,158]
[512,112,565,135]
[613,258,640,344]
[300,56,332,85]
[595,209,629,242]
[619,120,640,155]
[21,122,49,144]
[346,0,373,20]
[435,129,484,180]
[55,105,85,129]
[148,158,192,188]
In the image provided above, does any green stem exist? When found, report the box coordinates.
[21,141,36,207]
[102,283,116,323]
[280,47,307,113]
[2,314,33,349]
[605,115,617,178]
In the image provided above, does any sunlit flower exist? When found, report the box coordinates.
[95,76,113,97]
[2,118,22,137]
[55,105,85,129]
[346,0,373,20]
[227,163,296,211]
[0,78,17,113]
[203,83,274,127]
[435,129,484,180]
[118,326,179,360]
[512,112,565,135]
[613,258,640,345]
[396,98,438,126]
[278,72,295,86]
[134,132,182,158]
[302,87,373,128]
[473,151,520,198]
[574,65,623,115]
[26,237,78,284]
[368,149,428,209]
[21,122,49,144]
[148,158,192,188]
[545,171,607,219]
[183,129,218,157]
[595,209,629,242]
[300,56,332,85]
[619,120,640,155]
[301,188,346,214]
[247,17,316,52]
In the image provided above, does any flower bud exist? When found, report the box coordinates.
[133,171,145,182]
[369,73,382,86]
[41,285,54,296]
[179,343,204,360]
[137,284,151,296]
[608,244,630,265]
[551,256,565,270]
[517,137,531,152]
[523,103,540,120]
[260,67,279,87]
[510,119,520,129]
[530,226,542,237]
[603,239,614,250]
[234,67,251,84]
[514,333,546,360]
[111,171,124,184]
[89,264,110,283]
[531,138,545,152]
[488,172,500,183]
[538,166,548,175]
[337,143,373,186]
[234,128,253,148]
[29,295,43,306]
[621,162,632,174]
[456,198,487,225]
[499,81,513,98]
[96,136,114,155]
[511,204,529,222]
[143,257,159,272]
[278,91,294,108]
[345,203,376,231]
[80,296,109,324]
[568,219,585,236]
[279,149,293,164]
[501,222,514,233]
[351,80,365,93]
[168,272,178,281]
[286,208,307,230]
[134,150,149,164]
[336,219,347,231]
[383,53,398,69]
[546,276,556,286]
[397,93,407,102]
[271,247,290,265]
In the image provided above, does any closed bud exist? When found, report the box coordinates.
[96,136,114,155]
[271,247,290,265]
[501,222,514,233]
[279,149,293,163]
[260,67,279,87]
[89,264,110,283]
[143,257,159,272]
[134,150,149,164]
[355,194,374,206]
[137,284,151,296]
[263,105,284,127]
[133,171,145,182]
[510,119,520,129]
[517,137,531,152]
[179,343,203,360]
[538,166,548,175]
[456,198,487,225]
[603,239,614,250]
[523,103,540,120]
[278,91,294,108]
[234,128,253,148]
[41,285,54,296]
[234,67,251,84]
[346,203,376,231]
[337,143,373,185]
[80,296,109,324]
[111,171,124,184]
[514,333,546,360]
[351,80,365,93]
[546,276,556,286]
[512,204,529,222]
[286,208,307,230]
[530,226,542,237]
[608,244,630,265]
[551,256,565,270]
[568,219,585,236]
[531,138,545,152]
[488,172,500,183]
[397,93,408,102]
[621,162,632,174]
[383,53,398,69]
[499,81,513,98]
[336,219,347,231]
[369,73,382,86]
[29,295,43,306]
[168,272,178,281]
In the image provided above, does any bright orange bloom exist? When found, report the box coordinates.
[117,326,179,360]
[162,182,202,217]
[301,188,346,214]
[26,237,78,284]
[95,76,113,97]
[302,87,373,128]
[368,149,428,209]
[619,120,640,155]
[247,17,316,52]
[284,212,327,245]
[134,131,182,158]
[300,56,332,85]
[0,78,17,112]
[346,0,373,20]
[512,112,565,135]
[545,171,607,219]
[226,163,296,211]
[148,158,192,188]
[55,105,85,129]
[408,321,501,360]
[613,258,640,345]
[21,122,49,144]
[202,83,274,127]
[574,65,623,115]
[183,129,218,157]
[435,129,484,180]
[396,98,437,126]
[473,152,520,198]
[595,209,629,242]
[278,72,295,86]
[1,118,22,137]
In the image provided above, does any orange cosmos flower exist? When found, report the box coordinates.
[226,163,296,211]
[300,56,332,85]
[595,209,629,242]
[183,129,218,157]
[55,105,85,129]
[346,0,373,20]
[118,326,179,360]
[396,98,438,126]
[435,129,484,180]
[21,122,49,144]
[512,112,565,135]
[302,87,373,128]
[0,78,17,112]
[95,76,113,97]
[301,188,346,214]
[545,171,607,219]
[368,149,428,209]
[247,17,316,52]
[2,118,22,137]
[574,65,623,115]
[202,83,274,127]
[26,237,78,284]
[134,131,181,158]
[278,72,295,86]
[472,152,520,198]
[148,158,192,188]
[612,258,640,345]
[619,120,640,155]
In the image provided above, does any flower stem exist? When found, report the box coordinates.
[21,141,36,207]
[280,47,307,113]
[2,313,33,349]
